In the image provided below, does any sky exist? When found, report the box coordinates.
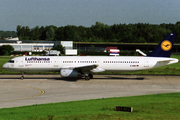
[1,0,180,31]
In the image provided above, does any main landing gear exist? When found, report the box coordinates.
[21,72,24,80]
[85,73,93,80]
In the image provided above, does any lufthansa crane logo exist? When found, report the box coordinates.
[161,40,172,51]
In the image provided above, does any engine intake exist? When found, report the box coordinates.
[60,69,81,78]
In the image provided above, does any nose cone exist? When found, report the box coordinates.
[2,63,8,70]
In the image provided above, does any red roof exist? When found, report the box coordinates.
[106,47,117,51]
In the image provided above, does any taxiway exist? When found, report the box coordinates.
[0,75,180,108]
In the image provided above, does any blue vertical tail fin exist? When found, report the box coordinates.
[147,33,176,57]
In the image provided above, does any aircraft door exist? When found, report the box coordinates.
[144,58,149,67]
[54,59,58,67]
[19,59,24,67]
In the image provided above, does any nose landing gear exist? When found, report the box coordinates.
[21,72,24,80]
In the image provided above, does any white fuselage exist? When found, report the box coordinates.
[2,56,179,72]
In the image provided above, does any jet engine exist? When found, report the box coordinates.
[60,69,81,78]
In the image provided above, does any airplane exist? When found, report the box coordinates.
[2,33,179,80]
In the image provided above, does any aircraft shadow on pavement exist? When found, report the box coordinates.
[50,76,145,81]
[0,76,145,81]
[0,76,79,82]
[96,76,145,80]
[48,77,79,82]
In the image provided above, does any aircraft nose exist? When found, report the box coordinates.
[2,63,8,69]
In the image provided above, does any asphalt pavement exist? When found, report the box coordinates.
[0,74,180,108]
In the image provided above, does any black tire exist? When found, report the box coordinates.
[89,74,93,79]
[85,76,90,80]
[21,76,24,80]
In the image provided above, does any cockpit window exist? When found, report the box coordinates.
[8,60,14,63]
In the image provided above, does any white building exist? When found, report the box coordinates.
[5,37,19,41]
[0,41,54,52]
[61,41,73,49]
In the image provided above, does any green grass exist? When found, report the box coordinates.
[0,55,180,75]
[1,93,180,120]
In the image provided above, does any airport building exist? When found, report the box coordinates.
[0,41,54,52]
[0,40,54,52]
[0,40,74,52]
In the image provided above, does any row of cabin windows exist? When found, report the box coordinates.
[63,61,73,63]
[63,61,98,63]
[103,61,139,63]
[78,61,97,63]
[25,60,139,64]
[26,61,51,63]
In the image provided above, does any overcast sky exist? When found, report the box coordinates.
[1,0,180,31]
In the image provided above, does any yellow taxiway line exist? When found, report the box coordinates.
[0,84,45,102]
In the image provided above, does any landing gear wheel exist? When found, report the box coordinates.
[85,76,90,80]
[21,76,24,80]
[89,74,93,79]
[21,72,24,80]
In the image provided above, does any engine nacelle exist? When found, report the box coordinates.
[60,69,81,78]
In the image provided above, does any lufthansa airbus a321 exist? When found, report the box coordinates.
[2,33,179,80]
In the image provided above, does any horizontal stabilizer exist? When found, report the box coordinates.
[157,58,179,63]
[157,60,173,62]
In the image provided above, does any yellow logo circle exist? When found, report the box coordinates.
[161,40,172,51]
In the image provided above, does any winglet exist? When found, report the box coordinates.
[147,33,176,57]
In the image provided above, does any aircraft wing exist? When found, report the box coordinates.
[74,64,98,73]
[61,64,99,73]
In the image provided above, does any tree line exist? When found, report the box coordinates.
[14,21,180,43]
[0,31,17,40]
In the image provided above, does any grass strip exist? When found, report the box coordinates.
[0,93,180,120]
